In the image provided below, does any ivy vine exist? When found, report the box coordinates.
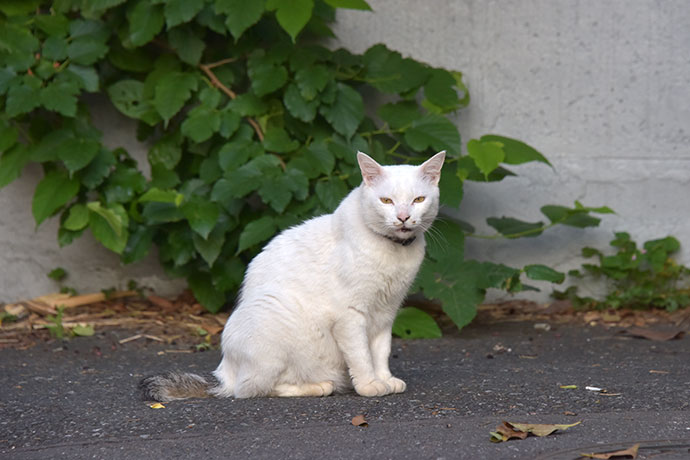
[0,0,612,331]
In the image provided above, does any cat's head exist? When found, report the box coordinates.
[356,151,445,242]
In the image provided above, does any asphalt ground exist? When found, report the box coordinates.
[1,320,689,459]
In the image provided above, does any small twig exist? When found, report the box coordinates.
[204,57,238,69]
[199,62,265,142]
[119,334,143,344]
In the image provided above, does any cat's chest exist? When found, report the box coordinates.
[339,242,424,302]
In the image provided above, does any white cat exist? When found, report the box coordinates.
[141,150,445,400]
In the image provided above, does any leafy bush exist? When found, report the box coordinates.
[554,233,690,311]
[0,0,610,331]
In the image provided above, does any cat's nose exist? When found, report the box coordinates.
[397,213,410,223]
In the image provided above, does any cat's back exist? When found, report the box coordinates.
[243,212,337,283]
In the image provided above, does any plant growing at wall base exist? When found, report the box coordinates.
[0,0,609,332]
[554,233,690,312]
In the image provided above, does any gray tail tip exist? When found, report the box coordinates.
[139,371,211,402]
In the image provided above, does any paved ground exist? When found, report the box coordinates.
[1,320,689,459]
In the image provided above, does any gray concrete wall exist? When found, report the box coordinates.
[2,0,689,303]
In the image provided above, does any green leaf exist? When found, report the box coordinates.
[193,227,225,266]
[438,163,464,207]
[107,79,158,122]
[377,101,422,129]
[283,83,318,122]
[181,106,221,142]
[81,0,127,16]
[139,187,184,204]
[315,178,348,211]
[154,72,197,122]
[72,325,95,337]
[480,135,551,166]
[182,199,220,239]
[64,65,99,92]
[270,0,314,41]
[237,216,277,254]
[0,145,29,189]
[79,148,116,189]
[258,176,293,213]
[122,225,155,264]
[319,83,364,138]
[524,264,565,283]
[63,204,90,231]
[324,0,371,10]
[35,13,70,36]
[392,307,442,339]
[87,202,129,254]
[541,205,602,228]
[56,137,100,173]
[216,0,265,40]
[467,139,505,180]
[103,165,146,204]
[142,201,184,223]
[0,22,39,71]
[67,38,108,65]
[42,36,68,61]
[149,132,182,169]
[248,54,288,97]
[404,114,461,156]
[168,26,205,66]
[363,44,429,94]
[294,64,330,100]
[32,170,80,227]
[219,109,241,138]
[424,69,460,109]
[164,0,205,28]
[263,127,299,153]
[425,219,465,262]
[228,93,268,116]
[0,120,17,152]
[486,217,544,238]
[6,80,41,117]
[47,267,67,281]
[188,272,226,313]
[127,0,165,46]
[304,142,335,175]
[415,259,484,330]
[211,257,245,291]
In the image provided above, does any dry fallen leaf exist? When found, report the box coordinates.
[351,414,368,427]
[581,443,639,459]
[490,421,581,442]
[620,327,684,341]
[149,402,165,409]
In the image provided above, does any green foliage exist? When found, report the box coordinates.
[555,233,690,312]
[392,307,442,339]
[45,306,66,339]
[47,267,67,281]
[0,1,608,334]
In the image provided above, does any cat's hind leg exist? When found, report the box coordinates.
[271,381,335,397]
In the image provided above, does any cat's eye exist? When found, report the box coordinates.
[379,197,393,204]
[413,196,426,203]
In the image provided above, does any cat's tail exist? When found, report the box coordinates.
[140,371,215,402]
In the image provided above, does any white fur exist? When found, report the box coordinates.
[211,151,445,398]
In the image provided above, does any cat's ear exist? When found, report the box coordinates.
[419,151,445,185]
[357,151,385,186]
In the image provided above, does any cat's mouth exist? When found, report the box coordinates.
[397,227,413,233]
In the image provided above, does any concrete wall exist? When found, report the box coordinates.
[2,0,689,303]
[334,0,690,299]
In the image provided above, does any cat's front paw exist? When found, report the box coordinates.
[354,379,390,397]
[385,376,406,393]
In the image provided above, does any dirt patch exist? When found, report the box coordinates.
[1,290,227,350]
[2,294,689,350]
